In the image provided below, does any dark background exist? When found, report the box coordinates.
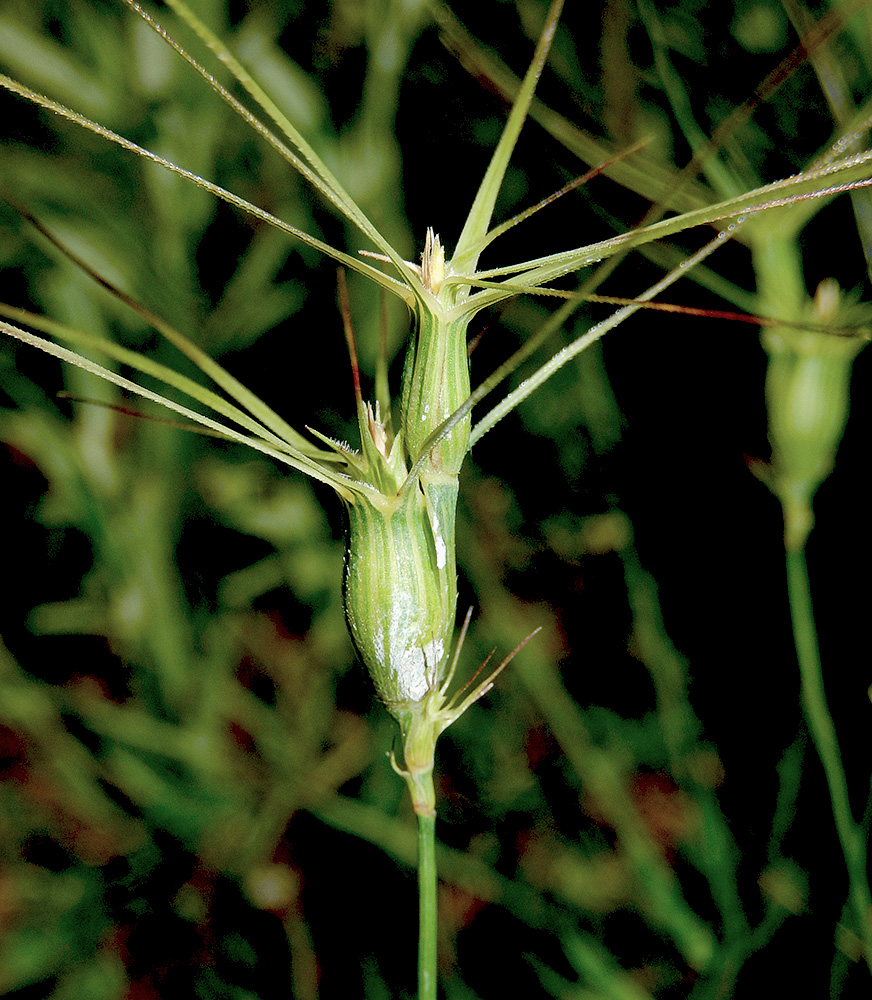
[1,0,871,997]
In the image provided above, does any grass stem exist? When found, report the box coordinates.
[785,544,872,968]
[417,809,438,998]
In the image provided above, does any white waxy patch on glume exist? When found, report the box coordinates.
[382,585,443,703]
[372,624,386,668]
[430,512,447,569]
[394,645,433,703]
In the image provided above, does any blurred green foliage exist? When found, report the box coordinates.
[1,1,871,997]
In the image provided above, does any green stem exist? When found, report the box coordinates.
[417,810,438,999]
[785,545,872,968]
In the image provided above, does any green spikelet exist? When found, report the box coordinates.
[761,279,869,549]
[400,230,472,479]
[342,483,457,719]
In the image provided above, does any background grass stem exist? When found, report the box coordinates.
[785,544,872,968]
